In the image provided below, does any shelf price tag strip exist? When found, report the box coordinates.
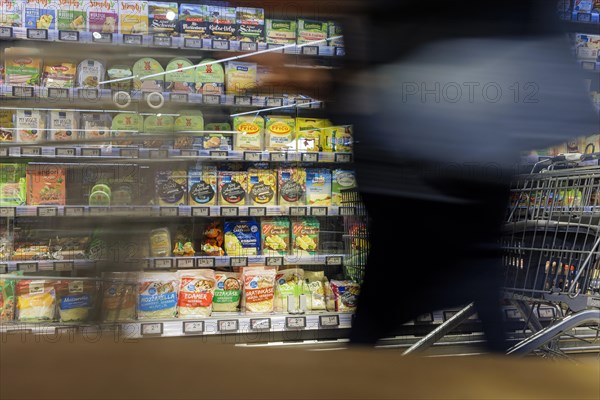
[192,207,211,217]
[301,46,319,56]
[301,153,319,163]
[218,320,239,332]
[153,35,172,47]
[93,33,112,43]
[244,152,261,162]
[203,94,221,105]
[58,30,79,42]
[310,207,328,217]
[286,316,306,329]
[48,88,70,99]
[183,321,204,334]
[0,27,13,38]
[55,148,76,157]
[289,207,307,217]
[64,207,85,217]
[319,315,340,328]
[250,318,271,331]
[181,149,199,157]
[266,98,284,108]
[212,39,230,50]
[0,264,7,274]
[27,29,48,40]
[81,148,101,157]
[120,148,139,158]
[0,207,16,218]
[21,147,41,156]
[78,89,99,100]
[248,207,266,217]
[235,96,252,106]
[184,38,203,49]
[240,42,258,52]
[160,207,179,217]
[230,257,248,268]
[335,153,352,163]
[54,262,74,272]
[266,257,283,267]
[0,147,7,157]
[154,259,173,270]
[150,150,168,159]
[37,207,58,217]
[326,256,343,266]
[89,207,108,216]
[197,258,215,268]
[177,258,195,269]
[270,152,287,162]
[339,207,356,216]
[141,323,163,336]
[171,93,188,103]
[221,207,239,217]
[17,263,38,273]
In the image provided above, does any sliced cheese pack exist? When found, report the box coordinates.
[119,0,148,35]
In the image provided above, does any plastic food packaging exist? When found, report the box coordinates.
[43,61,77,88]
[330,280,360,312]
[26,165,66,206]
[16,280,56,322]
[265,19,296,45]
[188,164,217,206]
[111,113,142,145]
[225,61,257,95]
[16,109,45,143]
[4,48,42,86]
[295,118,331,152]
[86,0,118,34]
[278,167,306,206]
[56,280,97,323]
[235,7,265,43]
[297,19,328,45]
[132,58,164,91]
[213,272,242,312]
[219,171,247,205]
[324,277,336,311]
[195,59,224,94]
[49,111,78,142]
[101,273,137,322]
[303,271,326,311]
[179,4,208,38]
[0,163,26,207]
[202,220,224,256]
[248,168,276,205]
[149,2,179,36]
[119,0,149,35]
[155,169,187,206]
[57,3,86,31]
[265,115,295,151]
[149,228,171,257]
[291,218,320,256]
[137,272,179,320]
[77,59,104,89]
[0,110,15,142]
[274,268,304,313]
[233,116,264,151]
[261,218,290,256]
[224,219,260,256]
[24,0,55,30]
[306,168,332,206]
[242,267,276,314]
[177,269,215,318]
[207,5,236,39]
[174,111,204,149]
[332,170,357,206]
[80,112,111,145]
[0,278,16,321]
[0,0,23,28]
[165,58,196,93]
[202,122,232,150]
[107,66,133,91]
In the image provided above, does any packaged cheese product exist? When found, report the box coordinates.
[219,171,247,205]
[324,277,336,311]
[149,1,178,36]
[86,0,118,34]
[26,165,66,205]
[297,19,328,45]
[43,61,77,88]
[177,269,215,318]
[149,227,171,257]
[0,109,15,142]
[261,218,289,256]
[143,114,173,148]
[233,115,264,151]
[292,218,319,256]
[165,58,196,93]
[16,280,56,322]
[235,7,265,43]
[101,273,137,322]
[224,219,260,256]
[57,0,86,31]
[306,168,332,206]
[179,3,208,38]
[195,59,224,94]
[332,169,357,206]
[320,126,337,152]
[0,277,16,321]
[243,267,276,314]
[201,219,224,256]
[138,272,179,320]
[107,65,133,91]
[266,19,296,45]
[0,0,23,28]
[213,272,242,312]
[278,167,306,206]
[133,57,164,92]
[119,0,148,35]
[274,268,304,313]
[335,125,354,153]
[4,48,42,86]
[0,163,26,206]
[188,164,217,206]
[16,109,45,143]
[77,59,104,89]
[80,112,111,144]
[304,271,326,311]
[155,169,187,206]
[203,122,232,150]
[248,167,276,205]
[56,280,97,323]
[328,21,344,47]
[174,111,203,149]
[207,5,236,39]
[49,110,77,141]
[24,0,55,30]
[265,116,295,151]
[330,280,360,312]
[295,118,332,152]
[111,112,142,145]
[225,61,257,95]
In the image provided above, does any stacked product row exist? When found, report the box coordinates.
[0,268,360,323]
[0,1,343,46]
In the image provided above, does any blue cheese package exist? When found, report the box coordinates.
[24,0,56,30]
[224,219,260,256]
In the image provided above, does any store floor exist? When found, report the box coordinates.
[1,334,599,400]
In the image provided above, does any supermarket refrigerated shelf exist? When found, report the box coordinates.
[0,27,344,58]
[0,205,363,218]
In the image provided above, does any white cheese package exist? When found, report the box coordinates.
[303,271,326,311]
[16,109,45,143]
[177,269,215,318]
[77,59,105,89]
[274,268,304,313]
[242,267,276,314]
[49,110,78,141]
[0,0,23,28]
[80,112,111,145]
[137,272,179,320]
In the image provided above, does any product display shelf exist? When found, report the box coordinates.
[0,27,344,58]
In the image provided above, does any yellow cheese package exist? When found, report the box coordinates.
[119,0,149,34]
[177,269,215,318]
[303,271,326,311]
[149,227,171,257]
[43,61,77,88]
[265,116,295,151]
[225,61,257,95]
[242,267,276,314]
[261,218,290,256]
[219,171,247,206]
[213,272,242,312]
[274,268,304,313]
[296,118,331,152]
[101,273,137,322]
[16,280,56,322]
[233,116,264,151]
[248,168,276,205]
[306,168,332,206]
[56,280,97,323]
[137,272,179,320]
[320,126,336,152]
[335,125,354,153]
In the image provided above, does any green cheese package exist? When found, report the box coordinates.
[0,277,17,321]
[89,183,111,206]
[265,19,296,45]
[332,169,357,206]
[133,58,164,92]
[174,111,204,149]
[203,122,233,151]
[292,218,320,256]
[274,268,304,313]
[144,114,174,148]
[213,272,242,312]
[0,163,26,207]
[261,218,290,256]
[297,19,328,45]
[195,59,224,94]
[165,58,196,93]
[107,66,133,91]
[112,113,143,145]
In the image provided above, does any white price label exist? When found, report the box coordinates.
[339,207,356,216]
[230,257,248,268]
[92,32,112,43]
[160,207,179,217]
[154,259,173,269]
[141,323,163,336]
[0,147,7,157]
[335,153,352,163]
[37,207,58,217]
[183,321,204,334]
[197,258,215,268]
[505,309,520,320]
[443,311,458,321]
[12,86,34,98]
[192,207,211,217]
[210,150,228,158]
[123,34,143,45]
[180,150,199,157]
[319,315,340,327]
[221,207,239,217]
[150,150,168,159]
[240,42,258,52]
[153,35,172,47]
[120,148,139,158]
[326,256,343,266]
[212,39,230,50]
[266,98,284,107]
[27,28,48,40]
[289,207,307,217]
[218,320,239,332]
[21,147,41,156]
[81,148,101,157]
[0,26,12,38]
[310,207,328,217]
[57,327,78,335]
[416,313,434,323]
[89,207,109,216]
[235,96,252,106]
[296,99,311,108]
[203,94,221,105]
[301,46,319,56]
[269,152,287,162]
[177,258,195,269]
[55,148,76,157]
[48,88,70,99]
[266,257,283,267]
[78,89,99,100]
[184,38,203,48]
[335,47,345,57]
[248,207,266,217]
[54,262,74,272]
[286,317,306,329]
[244,152,261,162]
[0,264,7,274]
[250,318,271,330]
[170,93,188,103]
[0,207,16,218]
[59,30,79,41]
[18,263,38,273]
[64,207,85,217]
[301,153,318,163]
[538,308,555,319]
